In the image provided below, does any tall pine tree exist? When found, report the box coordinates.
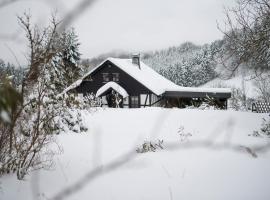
[52,28,81,92]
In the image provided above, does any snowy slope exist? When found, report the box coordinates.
[201,75,258,99]
[1,108,270,200]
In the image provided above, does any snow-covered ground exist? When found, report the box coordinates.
[1,108,270,200]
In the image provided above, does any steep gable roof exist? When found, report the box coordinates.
[64,57,231,97]
[107,58,179,95]
[81,57,183,95]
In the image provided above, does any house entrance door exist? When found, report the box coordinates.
[106,90,123,108]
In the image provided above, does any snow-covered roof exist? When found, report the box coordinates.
[166,87,231,93]
[96,81,129,98]
[81,57,178,95]
[65,57,231,96]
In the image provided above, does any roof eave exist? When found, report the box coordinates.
[162,91,231,99]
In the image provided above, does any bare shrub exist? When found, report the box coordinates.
[0,12,89,179]
[252,117,270,137]
[178,126,192,142]
[254,73,270,103]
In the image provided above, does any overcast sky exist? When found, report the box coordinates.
[0,0,236,65]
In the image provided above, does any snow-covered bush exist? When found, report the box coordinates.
[55,93,103,134]
[252,116,270,137]
[53,98,88,134]
[208,81,253,111]
[254,73,270,103]
[136,140,164,153]
[228,87,248,111]
[197,102,218,110]
[62,93,102,110]
[260,118,270,136]
[178,126,192,142]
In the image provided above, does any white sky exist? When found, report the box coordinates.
[0,0,236,65]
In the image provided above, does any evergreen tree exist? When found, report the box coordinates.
[0,59,26,87]
[62,28,81,84]
[51,28,81,92]
[157,43,218,87]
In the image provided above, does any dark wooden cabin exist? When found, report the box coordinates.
[65,54,231,108]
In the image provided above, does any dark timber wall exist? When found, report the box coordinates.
[75,60,153,96]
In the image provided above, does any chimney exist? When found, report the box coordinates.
[131,53,140,69]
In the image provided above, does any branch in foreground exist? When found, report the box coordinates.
[57,0,97,32]
[0,0,20,9]
[51,149,137,200]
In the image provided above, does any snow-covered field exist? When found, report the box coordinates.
[1,108,270,200]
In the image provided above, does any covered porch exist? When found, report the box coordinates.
[161,90,231,109]
[96,82,129,108]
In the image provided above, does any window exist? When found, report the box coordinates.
[130,96,139,108]
[112,73,120,82]
[102,73,109,82]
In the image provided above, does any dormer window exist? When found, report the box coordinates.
[102,73,109,83]
[112,73,119,82]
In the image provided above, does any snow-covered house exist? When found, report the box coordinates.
[65,54,231,108]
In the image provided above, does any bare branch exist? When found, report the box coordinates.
[57,0,97,32]
[51,149,137,200]
[0,0,20,9]
[50,135,270,200]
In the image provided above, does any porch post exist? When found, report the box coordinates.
[144,94,149,107]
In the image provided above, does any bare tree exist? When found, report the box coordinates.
[219,0,270,75]
[0,0,99,179]
[0,13,64,179]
